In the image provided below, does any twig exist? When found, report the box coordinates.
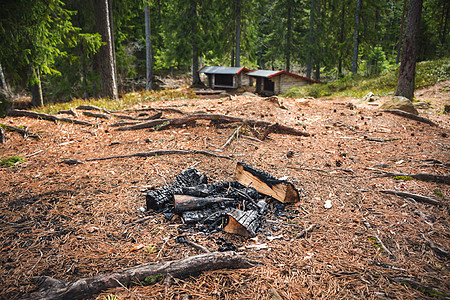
[124,216,152,227]
[364,136,399,142]
[221,126,241,149]
[381,109,438,127]
[295,224,316,239]
[27,249,43,275]
[85,149,231,162]
[362,217,394,259]
[183,240,210,253]
[379,190,441,206]
[421,233,450,259]
[367,259,407,271]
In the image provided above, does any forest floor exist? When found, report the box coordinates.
[1,81,449,300]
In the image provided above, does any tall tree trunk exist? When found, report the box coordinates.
[306,0,316,78]
[338,1,346,75]
[0,63,8,92]
[396,0,407,64]
[190,0,201,85]
[108,0,117,87]
[235,0,241,67]
[145,3,153,91]
[231,49,235,67]
[352,0,362,74]
[286,2,292,72]
[80,48,88,99]
[93,0,118,100]
[314,63,320,81]
[395,0,423,100]
[30,67,43,107]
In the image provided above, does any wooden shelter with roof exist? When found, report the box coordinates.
[247,70,319,95]
[199,66,250,89]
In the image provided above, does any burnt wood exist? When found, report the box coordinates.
[234,162,299,203]
[224,209,260,237]
[174,195,235,212]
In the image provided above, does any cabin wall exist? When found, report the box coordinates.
[278,74,309,94]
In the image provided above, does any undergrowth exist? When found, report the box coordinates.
[35,88,197,115]
[1,156,24,167]
[285,58,450,98]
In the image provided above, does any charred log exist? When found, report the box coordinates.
[174,195,235,212]
[224,209,261,237]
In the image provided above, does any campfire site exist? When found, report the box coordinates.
[1,82,449,299]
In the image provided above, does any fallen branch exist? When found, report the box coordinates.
[421,233,450,259]
[85,149,231,162]
[56,109,78,118]
[82,111,110,119]
[221,126,241,148]
[27,251,255,300]
[115,113,310,137]
[373,170,450,185]
[362,217,394,259]
[379,190,441,206]
[364,136,399,142]
[381,109,438,127]
[391,277,450,298]
[8,109,94,126]
[0,123,41,140]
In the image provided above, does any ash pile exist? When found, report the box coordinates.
[144,162,300,237]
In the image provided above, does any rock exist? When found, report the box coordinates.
[379,96,419,115]
[361,92,378,102]
[413,101,431,109]
[242,92,258,97]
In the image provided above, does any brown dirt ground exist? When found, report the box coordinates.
[1,81,449,300]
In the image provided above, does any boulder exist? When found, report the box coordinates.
[361,92,378,102]
[379,96,419,115]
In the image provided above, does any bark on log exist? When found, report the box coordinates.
[382,109,438,127]
[82,111,110,119]
[234,162,299,203]
[86,149,231,162]
[224,209,260,237]
[8,109,94,126]
[26,251,255,300]
[0,123,41,140]
[379,190,441,206]
[115,113,310,138]
[174,195,235,212]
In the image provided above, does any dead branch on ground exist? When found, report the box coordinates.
[370,168,450,185]
[27,251,256,300]
[114,113,310,138]
[8,109,94,126]
[381,109,438,127]
[0,123,41,140]
[362,217,395,259]
[379,190,441,206]
[420,233,450,258]
[85,149,231,162]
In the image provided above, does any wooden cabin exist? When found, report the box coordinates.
[199,66,250,89]
[246,70,319,95]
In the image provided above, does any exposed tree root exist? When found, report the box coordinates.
[26,251,255,300]
[391,277,450,298]
[362,217,395,259]
[82,111,110,119]
[8,109,94,126]
[379,190,441,206]
[371,169,450,185]
[56,109,78,118]
[114,113,310,138]
[0,123,41,140]
[85,149,231,162]
[421,233,450,259]
[381,109,438,127]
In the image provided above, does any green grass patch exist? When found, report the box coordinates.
[143,274,163,285]
[35,88,197,115]
[285,58,450,99]
[1,156,24,167]
[434,190,444,197]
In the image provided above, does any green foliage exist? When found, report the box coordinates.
[143,274,163,286]
[1,156,25,167]
[101,295,119,300]
[285,58,450,98]
[434,190,444,198]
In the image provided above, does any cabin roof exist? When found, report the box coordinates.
[247,69,320,83]
[198,66,250,75]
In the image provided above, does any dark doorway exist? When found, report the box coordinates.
[215,74,234,87]
[263,78,274,92]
